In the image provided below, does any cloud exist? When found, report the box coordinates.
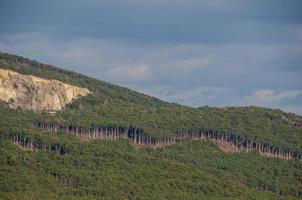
[2,0,302,45]
[1,0,302,115]
[127,84,230,106]
[59,47,93,60]
[6,32,43,42]
[171,57,210,73]
[121,0,242,7]
[108,64,152,82]
[245,89,302,105]
[0,32,301,115]
[170,86,229,103]
[1,32,301,85]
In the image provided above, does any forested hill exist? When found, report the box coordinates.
[1,51,301,152]
[0,51,302,199]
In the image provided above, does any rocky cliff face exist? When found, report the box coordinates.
[0,69,90,111]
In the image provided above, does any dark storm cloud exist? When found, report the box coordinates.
[1,0,302,44]
[0,0,302,114]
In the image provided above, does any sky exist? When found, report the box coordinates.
[0,0,302,114]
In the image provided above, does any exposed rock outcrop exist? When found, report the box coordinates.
[0,69,90,111]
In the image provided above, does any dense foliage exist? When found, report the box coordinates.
[0,52,301,151]
[0,122,301,199]
[0,52,301,199]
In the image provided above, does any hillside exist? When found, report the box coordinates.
[0,52,302,199]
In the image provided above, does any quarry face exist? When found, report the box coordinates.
[0,69,90,111]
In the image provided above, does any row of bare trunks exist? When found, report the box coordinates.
[10,133,66,155]
[35,122,301,160]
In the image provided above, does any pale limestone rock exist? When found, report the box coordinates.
[0,69,90,111]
